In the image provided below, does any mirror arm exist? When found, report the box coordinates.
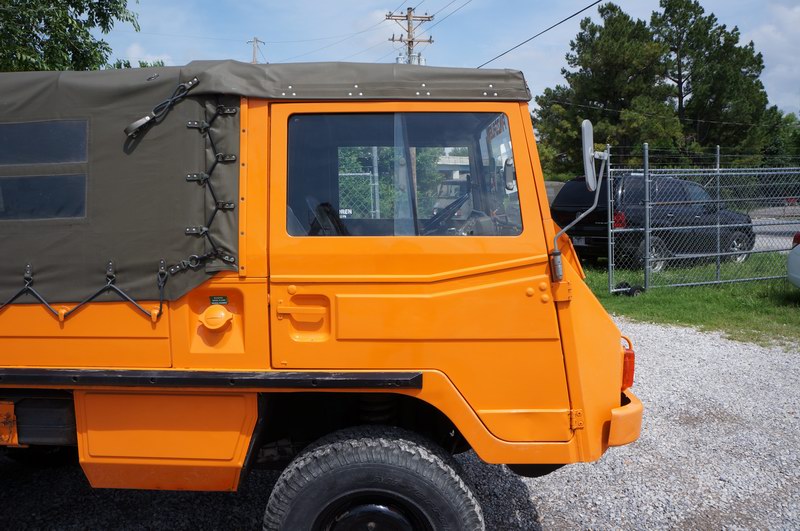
[550,155,607,282]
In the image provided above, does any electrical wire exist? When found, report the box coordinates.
[477,0,602,68]
[547,99,765,128]
[114,27,385,45]
[430,0,460,17]
[417,0,473,37]
[374,44,405,62]
[274,17,391,62]
[342,40,392,61]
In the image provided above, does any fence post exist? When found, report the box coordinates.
[715,145,721,281]
[643,142,651,290]
[606,144,613,294]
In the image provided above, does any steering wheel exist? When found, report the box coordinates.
[421,193,471,235]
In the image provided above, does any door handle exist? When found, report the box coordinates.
[277,305,327,316]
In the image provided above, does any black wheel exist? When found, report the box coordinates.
[638,237,670,273]
[263,426,484,531]
[627,285,645,297]
[3,445,76,467]
[726,231,750,263]
[614,282,631,296]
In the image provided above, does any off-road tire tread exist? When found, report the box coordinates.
[263,425,484,531]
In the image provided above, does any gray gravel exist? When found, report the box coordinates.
[1,317,798,529]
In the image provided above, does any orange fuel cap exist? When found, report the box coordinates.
[199,304,233,330]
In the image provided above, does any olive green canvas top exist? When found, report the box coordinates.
[0,60,529,310]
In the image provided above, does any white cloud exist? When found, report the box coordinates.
[741,3,800,114]
[124,42,172,65]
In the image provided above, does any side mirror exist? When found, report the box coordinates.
[581,119,597,192]
[504,159,516,191]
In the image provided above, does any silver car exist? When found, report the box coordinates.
[789,233,800,288]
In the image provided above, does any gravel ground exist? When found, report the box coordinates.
[1,317,798,529]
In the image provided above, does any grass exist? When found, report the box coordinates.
[582,256,800,345]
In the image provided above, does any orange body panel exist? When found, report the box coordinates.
[267,101,572,443]
[74,390,257,491]
[0,97,642,491]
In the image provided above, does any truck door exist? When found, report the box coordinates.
[268,103,573,443]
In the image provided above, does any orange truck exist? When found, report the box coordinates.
[0,61,641,530]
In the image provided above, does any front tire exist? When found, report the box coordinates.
[638,237,670,273]
[263,426,484,531]
[726,231,750,263]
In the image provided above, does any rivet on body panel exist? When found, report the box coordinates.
[541,294,551,303]
[539,282,548,291]
[525,288,534,297]
[287,285,297,295]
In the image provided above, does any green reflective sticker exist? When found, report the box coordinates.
[210,296,228,305]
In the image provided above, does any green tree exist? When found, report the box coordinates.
[534,3,670,176]
[651,0,768,149]
[108,59,165,69]
[534,1,783,175]
[650,0,713,123]
[0,0,139,71]
[683,23,767,149]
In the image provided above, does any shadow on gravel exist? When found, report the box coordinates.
[0,456,279,530]
[1,451,542,530]
[457,451,543,530]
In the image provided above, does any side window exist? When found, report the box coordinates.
[286,113,522,236]
[685,182,711,206]
[654,179,688,205]
[0,120,88,221]
[622,179,645,205]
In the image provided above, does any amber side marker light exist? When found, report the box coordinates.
[622,348,635,390]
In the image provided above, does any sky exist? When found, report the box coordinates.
[100,0,800,114]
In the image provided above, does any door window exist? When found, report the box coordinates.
[685,182,712,207]
[286,113,522,236]
[654,179,689,205]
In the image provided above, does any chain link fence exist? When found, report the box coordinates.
[607,144,800,293]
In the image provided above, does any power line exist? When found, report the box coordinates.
[429,0,460,17]
[114,28,385,44]
[274,15,390,62]
[547,99,764,128]
[389,0,409,16]
[342,40,392,61]
[417,0,472,38]
[375,43,405,62]
[477,0,601,68]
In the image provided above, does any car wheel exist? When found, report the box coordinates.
[639,237,670,273]
[726,231,750,263]
[263,425,484,531]
[627,285,645,297]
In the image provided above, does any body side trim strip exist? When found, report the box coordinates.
[0,369,423,389]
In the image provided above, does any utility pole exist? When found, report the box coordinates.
[387,7,433,65]
[247,37,265,64]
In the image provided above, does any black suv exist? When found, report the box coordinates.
[550,175,755,270]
